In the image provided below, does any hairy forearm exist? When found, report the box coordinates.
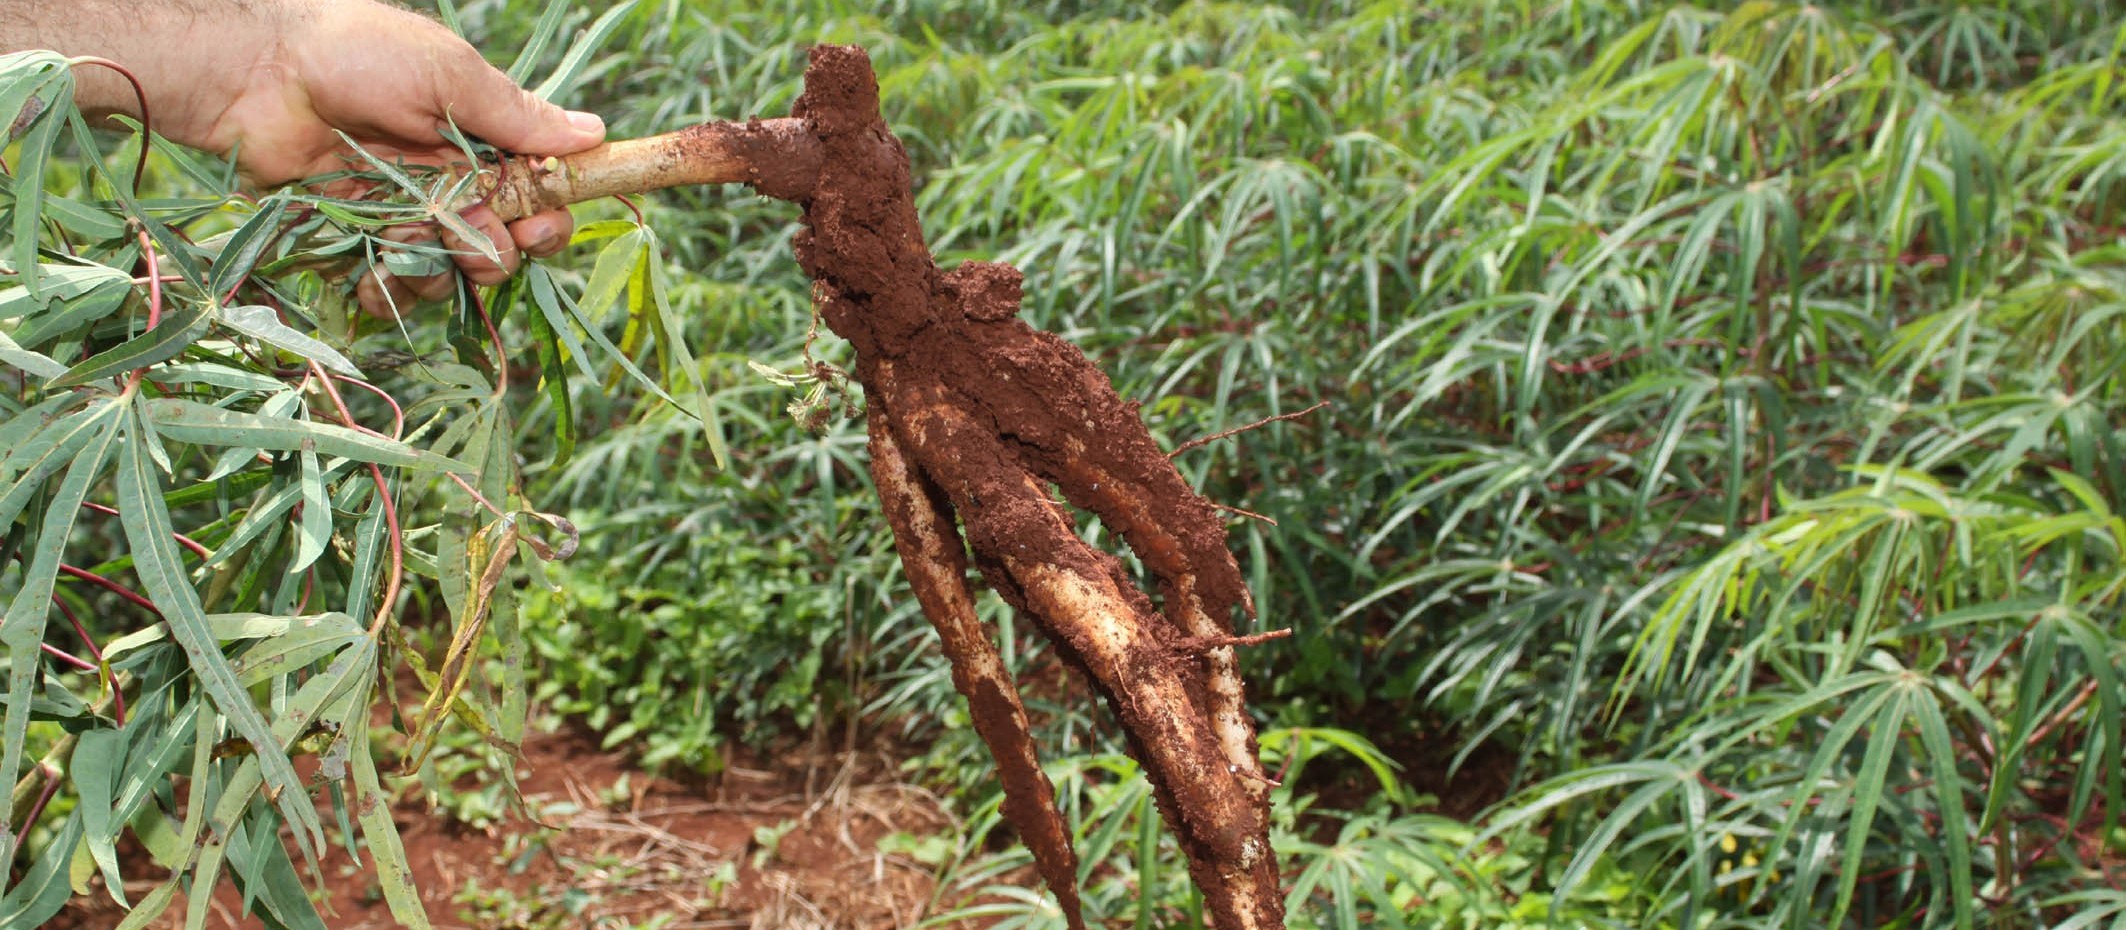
[0,0,298,126]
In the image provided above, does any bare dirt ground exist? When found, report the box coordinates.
[51,724,975,930]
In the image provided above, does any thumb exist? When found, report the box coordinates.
[437,55,605,156]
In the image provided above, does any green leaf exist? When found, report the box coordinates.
[153,361,288,393]
[114,709,218,926]
[642,231,727,469]
[547,265,685,414]
[351,708,433,929]
[1828,676,1913,923]
[0,51,69,147]
[0,400,113,531]
[227,810,330,930]
[0,812,82,927]
[204,389,302,481]
[573,227,642,326]
[197,457,360,571]
[45,300,212,388]
[229,620,365,686]
[146,397,472,473]
[107,611,362,664]
[0,393,76,456]
[292,443,331,573]
[109,699,200,850]
[1910,682,1975,930]
[74,727,129,905]
[5,276,132,349]
[569,219,638,244]
[7,64,72,300]
[506,0,575,85]
[0,401,119,860]
[116,403,324,865]
[344,485,392,622]
[204,636,372,929]
[206,200,291,299]
[40,192,127,241]
[523,284,576,467]
[532,0,639,102]
[109,875,178,930]
[0,262,129,321]
[330,132,435,205]
[525,265,599,383]
[214,303,363,377]
[0,329,67,379]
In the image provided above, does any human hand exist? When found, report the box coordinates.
[47,0,605,317]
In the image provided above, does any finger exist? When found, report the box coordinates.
[356,266,418,319]
[407,266,459,302]
[376,222,457,304]
[443,204,519,286]
[431,43,605,156]
[508,209,575,259]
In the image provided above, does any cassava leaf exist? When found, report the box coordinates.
[39,192,127,240]
[0,262,129,322]
[153,361,288,393]
[523,283,576,466]
[7,60,72,300]
[0,400,111,531]
[205,200,291,299]
[73,727,128,905]
[226,810,330,930]
[116,403,324,866]
[146,397,472,473]
[642,233,728,468]
[0,394,76,458]
[0,399,119,874]
[574,227,641,326]
[292,443,331,573]
[351,707,432,929]
[0,812,81,928]
[214,303,363,377]
[45,300,211,388]
[204,389,302,481]
[0,328,67,379]
[109,698,199,853]
[6,277,132,349]
[107,611,361,661]
[113,709,217,927]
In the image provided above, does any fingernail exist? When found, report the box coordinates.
[567,110,605,136]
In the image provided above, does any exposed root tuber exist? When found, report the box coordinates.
[484,44,1285,930]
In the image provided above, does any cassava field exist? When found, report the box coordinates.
[6,1,2125,928]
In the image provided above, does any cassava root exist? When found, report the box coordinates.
[479,45,1285,930]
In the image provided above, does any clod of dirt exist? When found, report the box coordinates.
[778,45,1285,930]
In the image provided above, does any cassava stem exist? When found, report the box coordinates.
[475,117,820,220]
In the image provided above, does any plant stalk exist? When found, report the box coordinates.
[475,117,820,220]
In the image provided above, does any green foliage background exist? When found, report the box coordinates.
[2,1,2122,928]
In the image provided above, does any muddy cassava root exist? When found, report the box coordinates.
[478,46,1285,930]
